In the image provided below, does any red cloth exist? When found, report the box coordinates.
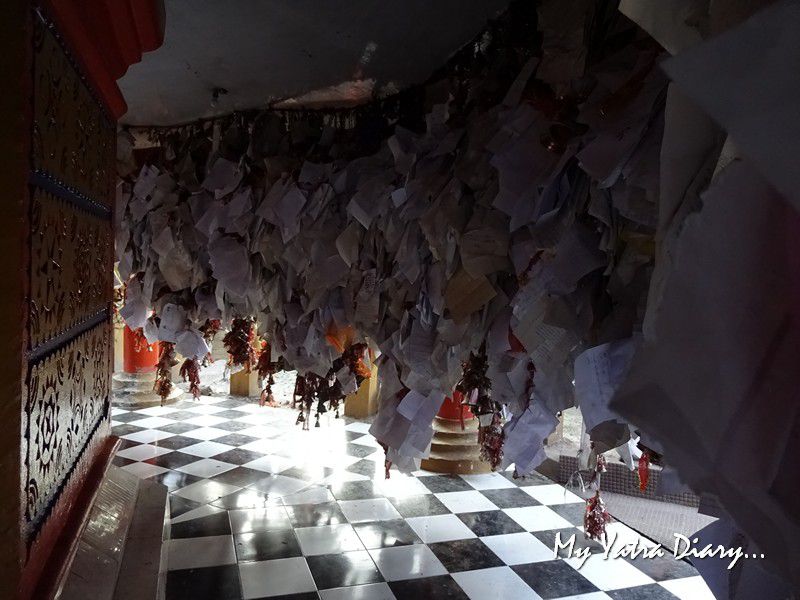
[437,391,474,421]
[44,0,165,118]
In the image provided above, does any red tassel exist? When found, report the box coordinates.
[478,412,505,471]
[153,342,177,405]
[199,318,222,343]
[596,454,607,473]
[377,441,392,479]
[259,388,276,407]
[223,317,258,372]
[584,490,611,541]
[638,450,650,491]
[179,357,201,399]
[590,453,607,487]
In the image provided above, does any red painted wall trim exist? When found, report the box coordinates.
[42,0,165,119]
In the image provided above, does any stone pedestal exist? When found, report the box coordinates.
[420,394,492,475]
[344,364,379,418]
[230,368,259,397]
[58,465,168,600]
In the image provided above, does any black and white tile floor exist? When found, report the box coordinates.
[111,395,714,600]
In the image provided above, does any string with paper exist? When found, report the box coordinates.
[153,342,177,403]
[115,0,800,592]
[116,2,665,478]
[614,1,800,592]
[584,454,611,543]
[455,344,504,470]
[222,317,258,372]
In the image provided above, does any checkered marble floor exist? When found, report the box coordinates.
[111,395,714,600]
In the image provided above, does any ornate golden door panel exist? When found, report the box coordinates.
[22,9,116,562]
[0,3,162,598]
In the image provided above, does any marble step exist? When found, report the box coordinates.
[112,371,157,392]
[422,414,491,474]
[420,455,492,475]
[428,442,483,459]
[112,387,183,409]
[430,442,481,457]
[56,465,168,600]
[430,429,480,444]
[113,478,170,600]
[431,416,480,434]
[112,370,184,408]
